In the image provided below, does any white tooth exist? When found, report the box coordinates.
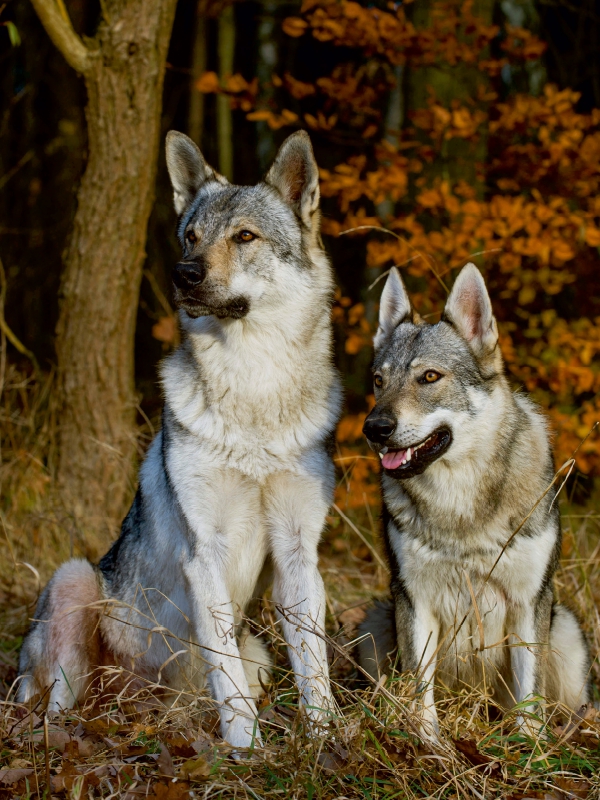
[406,448,412,462]
[378,452,384,460]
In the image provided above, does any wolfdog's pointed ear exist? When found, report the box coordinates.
[165,131,226,216]
[265,130,320,226]
[443,263,498,355]
[375,267,411,347]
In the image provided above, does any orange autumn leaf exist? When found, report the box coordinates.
[282,16,308,37]
[195,71,220,93]
[152,316,178,345]
[585,226,600,247]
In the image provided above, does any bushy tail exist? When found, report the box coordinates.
[358,598,397,680]
[238,627,273,700]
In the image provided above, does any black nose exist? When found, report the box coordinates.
[172,261,206,290]
[363,411,397,443]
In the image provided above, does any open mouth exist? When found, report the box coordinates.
[379,427,452,479]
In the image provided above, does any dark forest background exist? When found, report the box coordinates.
[3,0,599,396]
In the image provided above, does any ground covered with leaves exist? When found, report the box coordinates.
[1,618,600,799]
[1,508,600,797]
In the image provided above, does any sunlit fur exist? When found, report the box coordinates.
[17,131,342,749]
[359,264,590,737]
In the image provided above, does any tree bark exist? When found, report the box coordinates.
[30,0,178,546]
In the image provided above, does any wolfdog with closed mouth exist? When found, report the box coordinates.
[359,263,590,736]
[17,130,342,749]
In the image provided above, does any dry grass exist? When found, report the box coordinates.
[1,362,599,800]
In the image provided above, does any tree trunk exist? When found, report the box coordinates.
[31,0,178,548]
[217,4,235,179]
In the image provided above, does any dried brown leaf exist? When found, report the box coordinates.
[178,755,213,781]
[553,776,591,799]
[157,743,175,777]
[454,737,494,766]
[148,780,192,800]
[0,768,34,785]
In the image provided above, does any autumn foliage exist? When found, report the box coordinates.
[198,0,600,505]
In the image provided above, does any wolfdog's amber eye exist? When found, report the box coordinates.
[423,370,441,383]
[238,230,256,243]
[186,230,197,244]
[374,374,383,388]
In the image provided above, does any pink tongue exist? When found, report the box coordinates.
[382,449,407,470]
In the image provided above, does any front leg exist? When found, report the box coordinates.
[166,452,266,749]
[265,471,335,729]
[507,594,551,734]
[183,555,260,748]
[396,591,440,740]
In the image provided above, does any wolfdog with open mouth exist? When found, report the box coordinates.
[359,263,590,736]
[17,130,342,749]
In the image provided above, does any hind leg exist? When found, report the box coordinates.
[17,560,102,713]
[547,604,590,712]
[358,599,397,681]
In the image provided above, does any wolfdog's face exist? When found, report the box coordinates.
[165,130,321,321]
[363,264,504,479]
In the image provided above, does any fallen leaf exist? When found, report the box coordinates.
[178,754,213,781]
[165,733,197,758]
[50,760,81,792]
[50,760,109,793]
[317,751,345,773]
[157,743,175,777]
[191,732,214,754]
[149,780,192,800]
[7,759,31,769]
[0,768,34,785]
[28,727,102,759]
[553,776,590,799]
[454,737,493,766]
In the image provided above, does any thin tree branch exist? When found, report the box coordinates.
[29,0,91,75]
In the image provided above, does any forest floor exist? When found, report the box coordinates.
[0,364,599,799]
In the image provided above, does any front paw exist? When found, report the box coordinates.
[410,700,440,744]
[222,712,262,753]
[302,690,340,735]
[516,713,545,740]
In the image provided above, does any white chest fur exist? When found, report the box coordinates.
[161,314,340,482]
